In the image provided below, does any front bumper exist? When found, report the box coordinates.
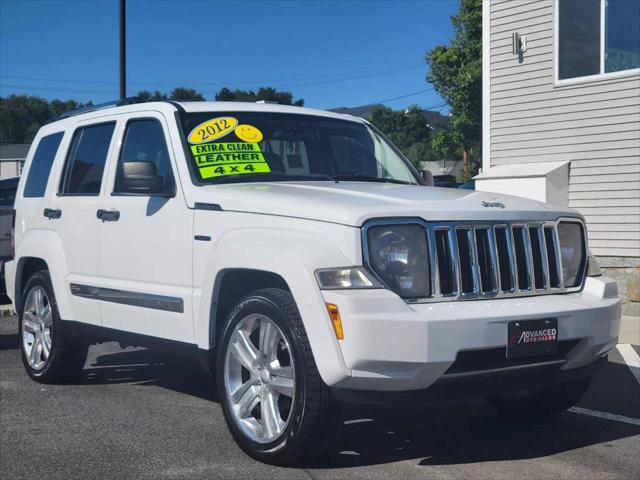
[321,276,620,392]
[332,356,606,405]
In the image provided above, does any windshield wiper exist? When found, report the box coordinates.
[333,174,414,185]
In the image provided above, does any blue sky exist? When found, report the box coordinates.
[0,0,457,111]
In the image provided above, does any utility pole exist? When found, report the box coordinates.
[119,0,126,100]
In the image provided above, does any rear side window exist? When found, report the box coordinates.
[23,132,64,198]
[60,123,115,195]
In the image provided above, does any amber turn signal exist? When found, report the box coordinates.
[325,303,344,340]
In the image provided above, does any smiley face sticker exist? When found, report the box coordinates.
[235,124,263,143]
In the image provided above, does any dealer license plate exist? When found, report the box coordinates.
[507,318,558,359]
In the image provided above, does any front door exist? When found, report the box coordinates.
[97,114,194,343]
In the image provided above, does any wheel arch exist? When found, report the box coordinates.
[13,229,71,319]
[14,256,50,312]
[209,268,291,351]
[193,224,355,386]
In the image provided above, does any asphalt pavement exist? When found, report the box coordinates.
[1,315,639,480]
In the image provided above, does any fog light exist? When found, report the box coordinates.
[326,303,344,340]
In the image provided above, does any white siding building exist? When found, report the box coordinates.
[0,144,28,179]
[478,0,639,316]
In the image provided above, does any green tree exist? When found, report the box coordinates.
[0,95,92,143]
[215,87,304,106]
[169,87,205,101]
[368,105,436,168]
[50,99,89,117]
[0,95,52,143]
[136,88,204,102]
[136,90,168,102]
[426,0,482,180]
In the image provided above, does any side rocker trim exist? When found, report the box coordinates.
[70,283,184,313]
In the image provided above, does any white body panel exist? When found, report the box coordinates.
[97,112,194,342]
[323,276,619,390]
[5,101,621,393]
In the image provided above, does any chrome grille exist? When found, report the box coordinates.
[421,220,582,302]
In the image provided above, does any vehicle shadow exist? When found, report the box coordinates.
[79,343,640,469]
[322,397,640,468]
[0,331,19,350]
[82,345,218,402]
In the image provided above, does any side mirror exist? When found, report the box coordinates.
[117,161,164,195]
[420,169,434,186]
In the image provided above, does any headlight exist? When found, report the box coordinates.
[558,221,586,287]
[315,267,382,289]
[587,252,602,277]
[365,223,430,298]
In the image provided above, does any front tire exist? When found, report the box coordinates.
[216,288,341,465]
[20,270,88,383]
[485,377,591,416]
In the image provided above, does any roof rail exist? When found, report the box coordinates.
[46,97,142,124]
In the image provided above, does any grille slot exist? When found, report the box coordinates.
[475,228,497,294]
[435,229,456,296]
[512,226,531,291]
[544,226,561,288]
[529,226,546,290]
[494,226,514,292]
[456,228,476,295]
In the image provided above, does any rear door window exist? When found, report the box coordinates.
[60,122,116,195]
[23,132,64,198]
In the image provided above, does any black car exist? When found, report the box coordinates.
[0,176,18,304]
[433,174,459,188]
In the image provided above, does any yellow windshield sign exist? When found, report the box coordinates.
[188,116,238,144]
[191,142,271,179]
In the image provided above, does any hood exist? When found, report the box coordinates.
[192,182,579,226]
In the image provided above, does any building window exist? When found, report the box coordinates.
[605,0,640,73]
[557,0,640,80]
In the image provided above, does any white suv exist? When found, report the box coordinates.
[5,100,620,464]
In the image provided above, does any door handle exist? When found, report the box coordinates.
[96,209,120,222]
[43,208,62,219]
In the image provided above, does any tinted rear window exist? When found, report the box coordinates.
[23,132,64,198]
[60,123,115,195]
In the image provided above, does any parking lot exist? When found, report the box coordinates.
[1,314,638,480]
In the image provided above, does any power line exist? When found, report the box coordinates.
[0,83,113,95]
[0,64,424,90]
[375,87,435,104]
[281,65,425,89]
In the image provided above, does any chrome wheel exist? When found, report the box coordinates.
[22,286,53,370]
[224,314,296,444]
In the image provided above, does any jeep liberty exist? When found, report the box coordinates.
[5,100,620,464]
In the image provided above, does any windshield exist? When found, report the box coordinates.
[180,112,420,185]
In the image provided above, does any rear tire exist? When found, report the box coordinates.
[485,377,591,416]
[216,288,342,465]
[20,270,88,383]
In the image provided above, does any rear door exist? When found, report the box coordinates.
[47,118,118,325]
[97,112,194,343]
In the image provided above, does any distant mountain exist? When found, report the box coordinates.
[329,104,450,129]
